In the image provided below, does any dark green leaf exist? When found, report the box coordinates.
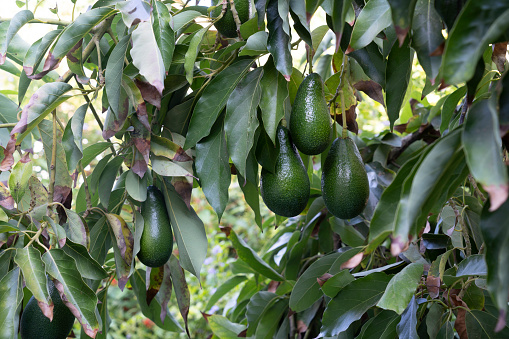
[98,156,124,208]
[208,314,247,338]
[0,267,23,338]
[396,296,419,339]
[206,275,248,311]
[0,93,19,124]
[185,58,253,149]
[159,178,207,279]
[441,2,509,85]
[89,217,112,265]
[350,0,392,50]
[349,42,386,88]
[440,86,466,134]
[225,68,263,179]
[456,255,487,277]
[321,269,355,298]
[105,34,130,117]
[320,272,392,336]
[266,0,292,78]
[385,38,413,129]
[22,29,61,78]
[463,99,508,210]
[246,291,280,336]
[0,10,33,63]
[289,0,312,46]
[62,240,108,280]
[81,142,112,168]
[465,310,509,338]
[358,309,399,339]
[153,1,175,72]
[106,213,134,290]
[255,298,289,338]
[387,0,417,41]
[377,263,423,314]
[168,255,191,336]
[437,321,454,339]
[62,103,87,171]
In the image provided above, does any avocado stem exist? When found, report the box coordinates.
[340,89,347,139]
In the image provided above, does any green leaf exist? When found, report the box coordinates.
[227,228,284,281]
[456,255,487,277]
[185,26,210,85]
[350,0,392,50]
[42,249,99,338]
[320,272,392,336]
[81,142,112,168]
[259,58,289,144]
[385,38,413,129]
[437,321,454,339]
[0,250,14,280]
[105,34,130,117]
[463,99,508,210]
[185,58,253,149]
[246,291,281,336]
[131,21,166,94]
[266,0,292,78]
[440,86,466,134]
[195,117,230,220]
[442,2,509,85]
[8,160,32,203]
[23,29,61,78]
[289,251,342,312]
[239,31,268,56]
[0,221,19,233]
[348,42,386,88]
[480,198,509,327]
[0,10,33,63]
[358,309,399,339]
[225,68,263,179]
[98,156,124,208]
[47,8,116,72]
[168,255,191,336]
[130,269,183,332]
[153,1,175,72]
[255,298,289,339]
[106,213,133,290]
[206,276,248,311]
[330,217,365,247]
[172,10,202,31]
[208,315,247,339]
[151,156,192,177]
[387,0,417,34]
[62,103,87,171]
[396,296,419,339]
[125,169,147,202]
[0,92,19,124]
[289,0,312,46]
[377,263,423,314]
[159,178,207,279]
[0,267,23,339]
[116,0,151,27]
[11,82,73,144]
[62,240,108,280]
[89,216,112,266]
[321,269,355,298]
[465,310,509,338]
[14,246,52,318]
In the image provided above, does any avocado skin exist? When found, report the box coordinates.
[137,186,173,267]
[260,126,310,217]
[20,280,75,339]
[321,137,369,219]
[290,73,332,155]
[211,0,251,38]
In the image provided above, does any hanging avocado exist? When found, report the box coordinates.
[210,0,252,38]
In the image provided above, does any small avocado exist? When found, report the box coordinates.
[321,137,369,219]
[137,186,173,267]
[20,280,75,339]
[260,126,310,217]
[290,73,332,155]
[211,0,251,38]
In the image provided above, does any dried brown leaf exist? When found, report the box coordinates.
[340,252,363,269]
[492,42,507,73]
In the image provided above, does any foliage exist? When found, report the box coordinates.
[1,0,509,338]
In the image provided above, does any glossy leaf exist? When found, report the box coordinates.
[159,178,207,279]
[62,240,108,281]
[168,255,191,336]
[208,314,247,338]
[266,0,292,78]
[463,99,508,211]
[11,82,73,144]
[321,269,355,298]
[0,10,33,64]
[320,272,392,336]
[226,228,284,281]
[131,21,165,94]
[185,26,210,85]
[387,0,417,41]
[105,34,130,117]
[0,267,23,339]
[456,255,487,277]
[225,67,263,179]
[42,249,99,337]
[195,117,230,220]
[98,156,124,208]
[358,309,399,339]
[206,276,248,311]
[62,103,87,171]
[255,298,288,338]
[185,58,253,149]
[377,263,423,314]
[441,1,509,85]
[125,169,147,202]
[440,86,466,134]
[239,31,268,56]
[349,42,386,88]
[246,291,280,336]
[81,142,112,168]
[396,296,419,339]
[350,0,392,51]
[153,1,175,72]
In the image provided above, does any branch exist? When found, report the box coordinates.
[0,18,70,26]
[228,0,242,39]
[388,124,437,163]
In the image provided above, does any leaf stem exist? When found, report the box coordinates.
[26,221,46,247]
[0,123,17,128]
[340,90,347,139]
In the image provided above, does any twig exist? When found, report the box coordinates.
[47,110,58,219]
[228,0,242,39]
[467,174,486,202]
[80,162,93,218]
[388,125,435,163]
[0,123,17,128]
[94,39,105,85]
[449,199,471,257]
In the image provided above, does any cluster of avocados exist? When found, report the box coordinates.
[210,0,252,38]
[261,73,370,220]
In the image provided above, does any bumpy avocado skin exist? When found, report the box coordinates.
[260,126,310,217]
[211,0,251,38]
[20,280,75,339]
[321,137,370,219]
[290,73,332,155]
[137,186,173,267]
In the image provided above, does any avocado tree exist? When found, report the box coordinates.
[1,0,509,338]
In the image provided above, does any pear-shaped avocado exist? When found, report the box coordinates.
[260,126,310,217]
[290,73,332,155]
[211,0,251,38]
[21,280,75,339]
[137,186,173,267]
[321,137,369,219]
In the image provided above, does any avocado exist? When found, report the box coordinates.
[20,279,75,339]
[290,73,332,155]
[137,186,173,267]
[211,0,251,38]
[260,126,310,217]
[321,137,369,219]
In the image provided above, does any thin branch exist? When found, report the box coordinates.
[47,110,58,219]
[228,0,242,39]
[0,123,17,128]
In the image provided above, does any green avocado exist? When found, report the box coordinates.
[20,280,75,339]
[260,126,310,217]
[137,185,173,267]
[290,73,332,155]
[211,0,251,38]
[321,137,369,219]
